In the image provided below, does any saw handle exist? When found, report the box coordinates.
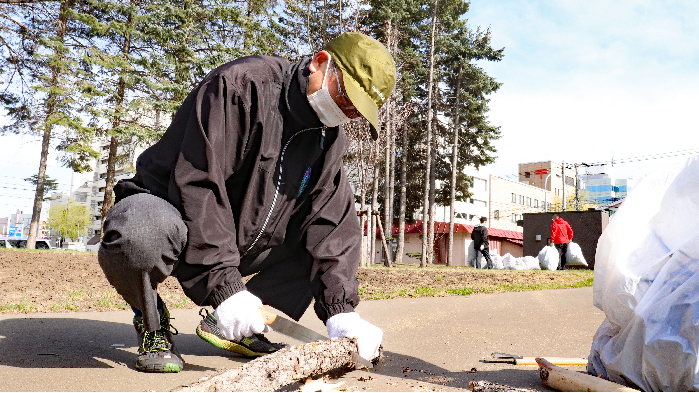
[516,357,588,366]
[260,306,277,325]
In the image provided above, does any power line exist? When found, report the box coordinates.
[570,148,699,169]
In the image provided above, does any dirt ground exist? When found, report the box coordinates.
[0,249,592,314]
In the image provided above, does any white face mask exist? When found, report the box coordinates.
[307,58,352,127]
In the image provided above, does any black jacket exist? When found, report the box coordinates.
[114,56,361,321]
[471,225,489,249]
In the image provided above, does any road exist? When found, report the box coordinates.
[0,287,605,392]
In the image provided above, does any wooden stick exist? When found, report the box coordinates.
[374,212,393,267]
[174,338,362,392]
[514,357,587,366]
[536,357,639,392]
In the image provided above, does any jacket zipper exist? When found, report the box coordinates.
[245,126,326,254]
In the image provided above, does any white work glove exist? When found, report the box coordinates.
[214,290,270,341]
[479,244,484,251]
[326,312,382,361]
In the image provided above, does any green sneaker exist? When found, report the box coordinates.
[196,308,288,357]
[133,307,184,373]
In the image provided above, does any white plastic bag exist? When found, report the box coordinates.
[502,254,527,270]
[523,256,540,270]
[565,242,588,266]
[538,246,559,270]
[501,253,515,269]
[588,157,699,391]
[491,253,504,270]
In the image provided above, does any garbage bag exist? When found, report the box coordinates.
[491,253,504,270]
[538,246,559,270]
[523,256,540,270]
[502,254,527,270]
[588,156,699,392]
[565,242,588,266]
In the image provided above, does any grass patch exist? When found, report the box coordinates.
[0,301,36,313]
[357,265,594,300]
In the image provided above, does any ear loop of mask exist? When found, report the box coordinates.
[331,63,361,121]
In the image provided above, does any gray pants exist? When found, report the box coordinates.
[98,193,316,332]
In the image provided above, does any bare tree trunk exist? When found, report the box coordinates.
[395,122,408,264]
[428,121,436,264]
[421,0,438,268]
[99,10,133,240]
[358,141,367,267]
[370,163,380,265]
[383,109,392,265]
[27,0,74,249]
[447,67,463,267]
[382,19,395,266]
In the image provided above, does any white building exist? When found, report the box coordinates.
[433,165,490,226]
[581,166,635,204]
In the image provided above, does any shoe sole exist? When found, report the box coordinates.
[196,325,266,358]
[135,362,182,373]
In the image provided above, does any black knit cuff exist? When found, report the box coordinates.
[320,302,356,324]
[206,272,247,309]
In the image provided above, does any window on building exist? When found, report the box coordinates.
[494,210,499,220]
[527,197,531,206]
[511,193,516,203]
[473,199,486,208]
[474,177,487,191]
[534,199,539,208]
[99,187,105,192]
[519,195,524,205]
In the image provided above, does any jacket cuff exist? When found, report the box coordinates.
[320,302,356,324]
[206,271,247,309]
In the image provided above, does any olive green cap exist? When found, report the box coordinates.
[325,32,396,140]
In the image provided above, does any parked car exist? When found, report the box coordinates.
[0,237,53,249]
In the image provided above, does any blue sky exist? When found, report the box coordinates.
[1,0,699,217]
[466,0,699,180]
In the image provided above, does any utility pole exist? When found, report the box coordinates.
[561,161,566,212]
[575,164,580,211]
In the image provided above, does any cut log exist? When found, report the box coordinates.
[536,357,639,392]
[174,338,363,392]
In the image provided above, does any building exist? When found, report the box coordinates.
[489,175,550,231]
[1,210,49,239]
[522,210,609,269]
[519,161,577,201]
[377,220,524,266]
[69,140,144,249]
[433,166,490,226]
[582,173,634,204]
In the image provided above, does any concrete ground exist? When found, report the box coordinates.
[0,287,605,392]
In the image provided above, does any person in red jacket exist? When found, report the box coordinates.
[551,214,574,270]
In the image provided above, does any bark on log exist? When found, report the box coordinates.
[174,338,362,392]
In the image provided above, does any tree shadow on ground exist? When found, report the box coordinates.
[0,317,231,372]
